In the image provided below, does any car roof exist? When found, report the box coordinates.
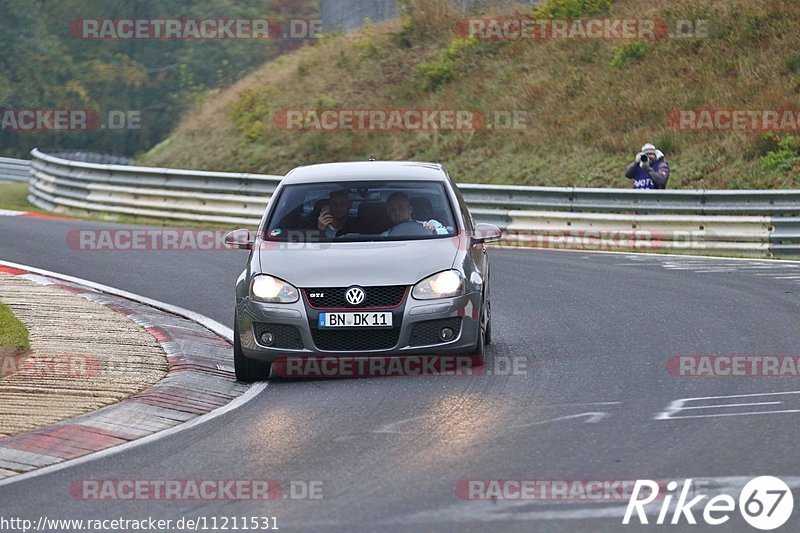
[281,161,447,184]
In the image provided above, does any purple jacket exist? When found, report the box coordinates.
[625,159,670,189]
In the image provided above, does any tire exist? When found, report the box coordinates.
[233,316,269,382]
[469,323,485,367]
[484,297,492,346]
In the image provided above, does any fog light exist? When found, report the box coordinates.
[440,327,454,341]
[260,331,275,346]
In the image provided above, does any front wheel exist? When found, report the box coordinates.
[233,317,270,382]
[484,298,492,346]
[469,324,485,367]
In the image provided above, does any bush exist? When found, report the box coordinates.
[417,59,455,90]
[417,37,478,91]
[785,53,800,74]
[610,41,649,68]
[355,38,381,61]
[761,135,800,171]
[297,61,309,77]
[230,88,273,142]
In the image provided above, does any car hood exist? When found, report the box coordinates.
[257,236,462,287]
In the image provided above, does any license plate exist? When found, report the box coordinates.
[318,312,393,328]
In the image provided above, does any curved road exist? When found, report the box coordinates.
[1,215,799,532]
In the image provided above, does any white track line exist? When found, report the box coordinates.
[0,259,268,487]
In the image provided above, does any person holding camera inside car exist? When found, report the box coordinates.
[625,143,670,189]
[317,189,360,238]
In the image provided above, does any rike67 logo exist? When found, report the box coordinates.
[623,476,794,530]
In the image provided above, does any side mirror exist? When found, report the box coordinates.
[224,229,254,250]
[471,223,502,245]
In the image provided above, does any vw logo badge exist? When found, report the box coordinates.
[345,286,366,306]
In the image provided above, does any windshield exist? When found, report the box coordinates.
[264,180,458,242]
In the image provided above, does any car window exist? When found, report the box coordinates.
[263,180,458,242]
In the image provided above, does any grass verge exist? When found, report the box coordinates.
[0,302,29,356]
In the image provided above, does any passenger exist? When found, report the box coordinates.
[317,189,360,237]
[383,192,448,236]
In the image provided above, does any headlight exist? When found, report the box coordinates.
[250,275,299,303]
[412,270,464,300]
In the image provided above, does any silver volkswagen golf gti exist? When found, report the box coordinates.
[225,161,501,381]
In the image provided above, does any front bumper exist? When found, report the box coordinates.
[236,289,482,363]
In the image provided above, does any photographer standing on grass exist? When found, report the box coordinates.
[625,143,670,189]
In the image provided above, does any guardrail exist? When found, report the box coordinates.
[28,149,800,259]
[29,149,281,226]
[0,157,31,183]
[460,185,800,216]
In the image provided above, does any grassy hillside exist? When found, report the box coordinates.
[139,0,800,189]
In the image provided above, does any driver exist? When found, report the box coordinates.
[383,192,448,236]
[317,189,359,238]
